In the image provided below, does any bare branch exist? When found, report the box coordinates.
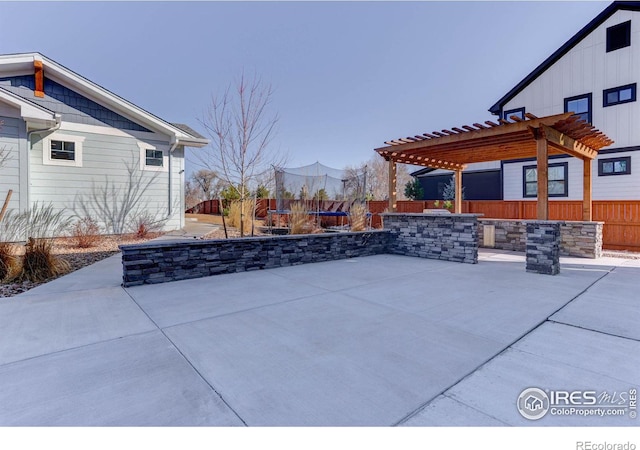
[195,70,287,236]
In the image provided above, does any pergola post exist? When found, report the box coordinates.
[454,169,463,213]
[583,158,593,221]
[536,135,549,220]
[388,158,397,212]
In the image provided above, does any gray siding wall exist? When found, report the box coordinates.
[0,114,27,214]
[29,127,182,233]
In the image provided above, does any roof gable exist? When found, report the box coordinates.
[0,85,58,126]
[489,1,640,115]
[0,75,152,132]
[0,52,208,147]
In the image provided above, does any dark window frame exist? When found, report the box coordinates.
[564,93,592,124]
[606,20,631,53]
[145,149,164,167]
[522,162,569,198]
[50,140,76,161]
[603,83,636,107]
[598,156,631,176]
[503,107,525,121]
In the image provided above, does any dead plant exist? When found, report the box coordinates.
[290,202,317,234]
[349,203,368,232]
[16,237,70,282]
[0,242,19,282]
[227,200,254,235]
[0,208,21,281]
[9,202,72,282]
[72,217,102,248]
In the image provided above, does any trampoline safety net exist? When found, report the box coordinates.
[274,162,367,212]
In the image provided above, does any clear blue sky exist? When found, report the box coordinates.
[0,1,608,174]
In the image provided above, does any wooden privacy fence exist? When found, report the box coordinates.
[187,199,640,251]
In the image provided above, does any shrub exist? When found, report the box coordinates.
[349,203,368,232]
[0,209,21,281]
[0,242,19,282]
[132,211,166,238]
[227,200,254,235]
[10,202,72,282]
[72,217,102,248]
[18,237,70,282]
[289,202,318,234]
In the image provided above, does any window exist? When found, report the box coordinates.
[523,162,568,198]
[564,93,592,123]
[50,140,75,161]
[607,21,631,52]
[603,83,636,107]
[43,133,84,167]
[598,156,631,176]
[138,142,167,172]
[504,107,525,121]
[145,149,164,167]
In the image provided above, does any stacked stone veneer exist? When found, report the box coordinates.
[526,222,561,275]
[121,231,389,287]
[479,219,603,259]
[382,213,479,264]
[559,221,603,259]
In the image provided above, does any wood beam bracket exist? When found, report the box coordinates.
[34,60,44,98]
[540,124,597,159]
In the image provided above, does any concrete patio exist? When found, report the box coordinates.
[0,248,638,426]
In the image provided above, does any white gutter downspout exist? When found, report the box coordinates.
[26,113,62,144]
[168,136,179,218]
[26,113,62,210]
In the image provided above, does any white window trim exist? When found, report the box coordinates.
[42,133,85,167]
[138,142,168,172]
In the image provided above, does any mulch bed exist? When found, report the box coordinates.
[0,233,162,298]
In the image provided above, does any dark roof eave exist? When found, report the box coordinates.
[489,1,640,115]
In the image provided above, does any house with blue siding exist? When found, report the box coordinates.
[0,52,207,233]
[413,1,640,203]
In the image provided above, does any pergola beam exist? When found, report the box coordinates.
[583,158,593,221]
[454,169,463,214]
[388,158,397,212]
[536,135,549,220]
[374,113,574,154]
[540,124,598,160]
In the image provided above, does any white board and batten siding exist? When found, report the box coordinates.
[502,9,640,201]
[29,127,184,232]
[503,153,639,201]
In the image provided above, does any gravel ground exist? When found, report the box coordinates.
[0,233,162,298]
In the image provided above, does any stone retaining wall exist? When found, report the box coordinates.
[479,219,603,259]
[382,213,479,264]
[526,222,561,275]
[120,231,389,287]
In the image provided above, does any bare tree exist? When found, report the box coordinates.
[191,169,225,201]
[184,180,202,210]
[347,156,412,201]
[197,71,285,236]
[342,164,368,201]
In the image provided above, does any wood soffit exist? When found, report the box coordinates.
[375,113,614,169]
